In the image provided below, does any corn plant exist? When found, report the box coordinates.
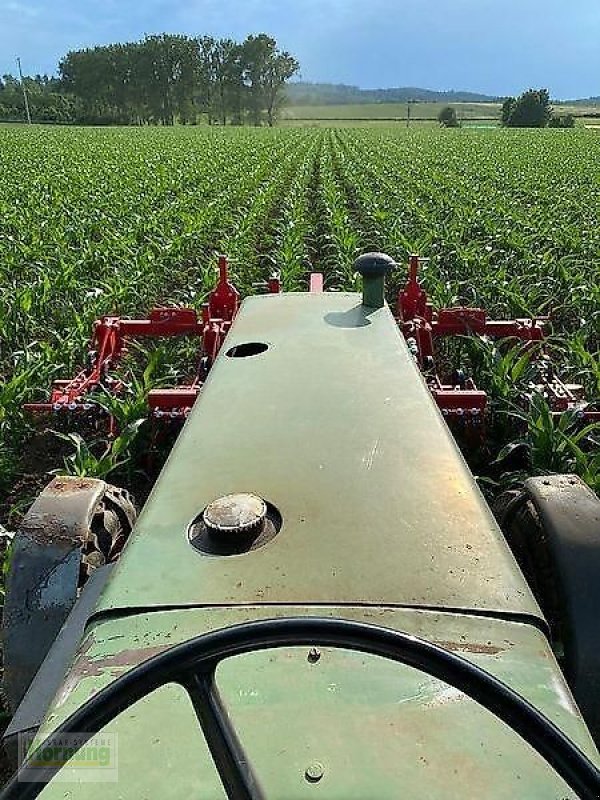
[53,420,145,480]
[499,395,600,478]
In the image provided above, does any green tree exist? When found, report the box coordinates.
[505,89,552,128]
[197,36,218,124]
[223,44,246,125]
[501,97,516,126]
[0,72,76,123]
[241,34,299,126]
[1,74,20,90]
[196,37,245,125]
[241,34,273,126]
[438,106,459,128]
[136,35,197,125]
[216,39,242,125]
[263,49,300,126]
[60,47,123,124]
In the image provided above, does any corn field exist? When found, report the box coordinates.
[0,125,598,531]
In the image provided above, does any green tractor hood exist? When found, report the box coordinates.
[26,292,600,798]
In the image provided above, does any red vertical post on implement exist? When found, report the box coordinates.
[268,275,281,294]
[398,255,429,321]
[208,256,240,321]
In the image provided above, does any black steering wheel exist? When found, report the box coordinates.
[3,618,600,800]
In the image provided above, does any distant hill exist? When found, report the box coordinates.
[285,82,502,106]
[563,96,600,105]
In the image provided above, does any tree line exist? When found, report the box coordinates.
[0,33,299,126]
[0,74,75,124]
[436,89,577,129]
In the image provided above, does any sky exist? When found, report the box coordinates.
[1,0,599,99]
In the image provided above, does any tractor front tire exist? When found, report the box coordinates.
[496,474,600,741]
[2,477,136,713]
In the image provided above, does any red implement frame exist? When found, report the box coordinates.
[397,255,597,423]
[25,256,240,424]
[24,255,597,429]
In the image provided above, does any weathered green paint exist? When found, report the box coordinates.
[38,607,597,798]
[96,293,542,621]
[41,683,228,799]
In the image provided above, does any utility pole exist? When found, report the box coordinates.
[16,57,32,124]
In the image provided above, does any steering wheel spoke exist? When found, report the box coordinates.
[181,671,264,800]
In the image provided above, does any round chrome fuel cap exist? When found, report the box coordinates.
[202,493,267,536]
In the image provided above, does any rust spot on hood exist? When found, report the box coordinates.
[57,643,169,707]
[71,644,168,682]
[437,640,504,656]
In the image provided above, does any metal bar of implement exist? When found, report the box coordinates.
[118,317,203,338]
[432,316,546,341]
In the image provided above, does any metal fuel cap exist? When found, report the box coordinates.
[202,493,267,537]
